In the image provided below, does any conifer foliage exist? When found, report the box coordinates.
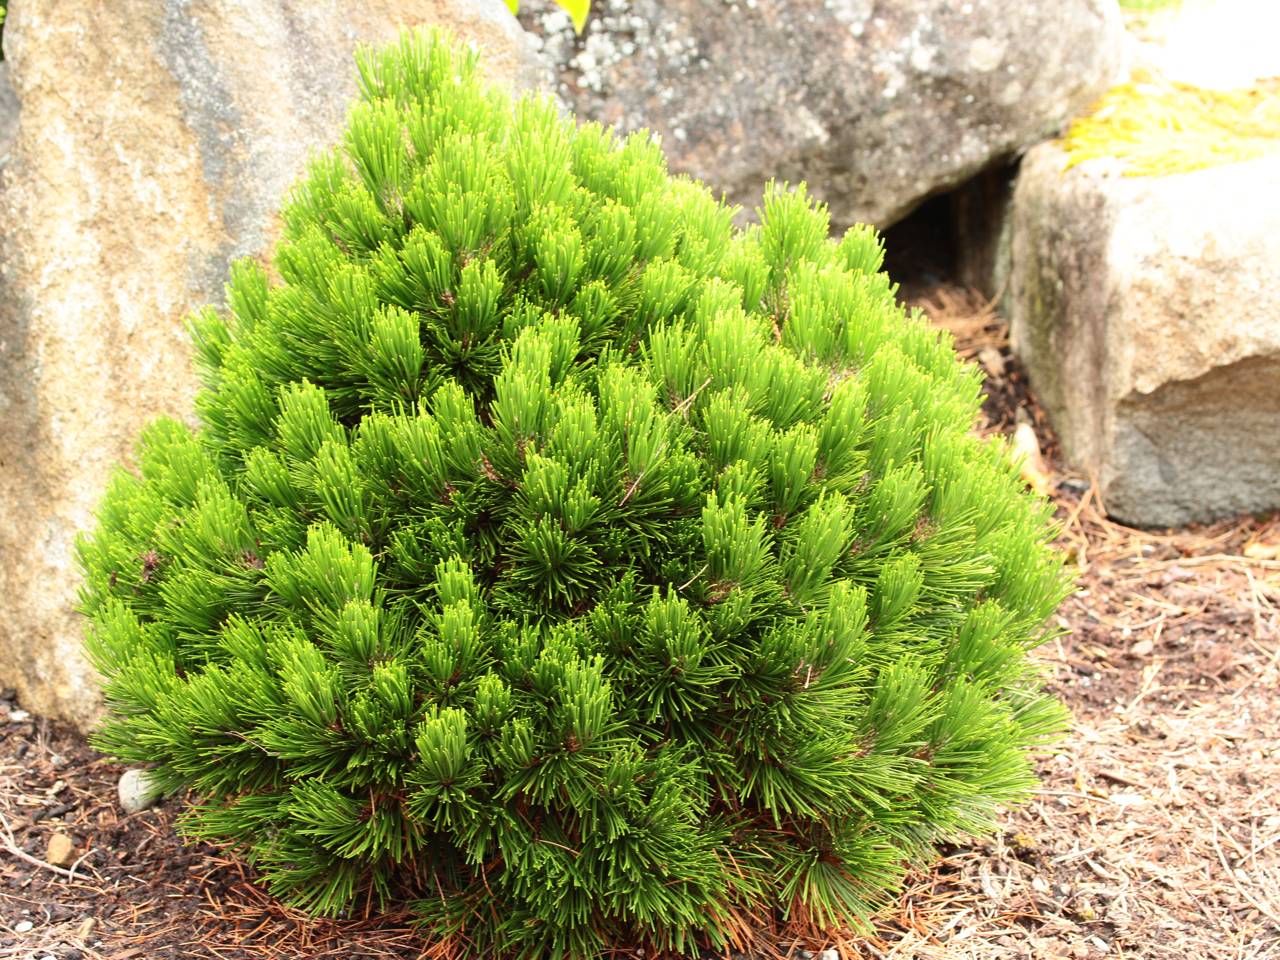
[80,30,1070,959]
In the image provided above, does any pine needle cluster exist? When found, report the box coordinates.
[80,30,1070,959]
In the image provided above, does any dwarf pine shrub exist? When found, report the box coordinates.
[80,30,1069,959]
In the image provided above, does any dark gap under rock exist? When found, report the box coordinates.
[881,162,1018,305]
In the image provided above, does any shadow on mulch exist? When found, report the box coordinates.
[2,285,1278,960]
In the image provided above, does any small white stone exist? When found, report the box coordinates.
[1111,791,1145,808]
[8,709,30,722]
[14,920,33,933]
[821,949,840,960]
[117,768,163,814]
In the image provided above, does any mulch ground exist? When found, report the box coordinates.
[2,287,1277,960]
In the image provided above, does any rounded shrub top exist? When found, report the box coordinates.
[80,30,1068,960]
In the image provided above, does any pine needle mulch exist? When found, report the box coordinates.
[1,286,1277,959]
[0,727,427,960]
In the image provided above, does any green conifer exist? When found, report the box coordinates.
[80,29,1070,958]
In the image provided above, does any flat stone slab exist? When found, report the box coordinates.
[1006,143,1280,527]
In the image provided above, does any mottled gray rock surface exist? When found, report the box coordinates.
[1007,144,1280,528]
[0,0,546,728]
[525,0,1124,228]
[0,63,16,167]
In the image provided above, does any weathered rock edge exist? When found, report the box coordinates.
[1006,143,1280,528]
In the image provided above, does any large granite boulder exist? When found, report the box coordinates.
[526,0,1125,228]
[0,0,546,728]
[1007,144,1280,528]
